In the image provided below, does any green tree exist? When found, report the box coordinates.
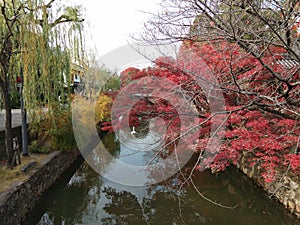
[82,54,120,101]
[0,0,84,168]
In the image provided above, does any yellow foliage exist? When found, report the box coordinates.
[71,95,112,143]
[72,97,96,135]
[95,94,112,123]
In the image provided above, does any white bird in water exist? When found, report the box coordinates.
[131,126,136,135]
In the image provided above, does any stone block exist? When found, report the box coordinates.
[290,180,299,190]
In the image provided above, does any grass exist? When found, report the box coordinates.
[0,153,49,193]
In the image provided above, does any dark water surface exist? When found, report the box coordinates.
[23,134,300,225]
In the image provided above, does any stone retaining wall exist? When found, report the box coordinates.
[0,150,81,225]
[238,151,300,218]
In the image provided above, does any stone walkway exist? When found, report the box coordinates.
[0,108,48,131]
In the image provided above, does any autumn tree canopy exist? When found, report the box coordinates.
[101,0,300,182]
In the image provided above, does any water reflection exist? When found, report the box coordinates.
[23,133,300,225]
[83,117,194,186]
[24,165,300,225]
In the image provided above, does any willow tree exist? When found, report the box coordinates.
[0,0,84,168]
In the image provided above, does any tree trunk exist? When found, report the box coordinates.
[3,86,13,169]
[0,58,14,168]
[0,29,14,168]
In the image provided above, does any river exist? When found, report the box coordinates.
[23,133,300,225]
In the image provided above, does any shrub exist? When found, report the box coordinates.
[29,105,77,152]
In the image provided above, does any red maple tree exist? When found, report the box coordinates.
[101,40,300,182]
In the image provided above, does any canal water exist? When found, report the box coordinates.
[23,133,300,225]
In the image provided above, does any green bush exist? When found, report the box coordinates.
[28,140,49,154]
[29,105,77,152]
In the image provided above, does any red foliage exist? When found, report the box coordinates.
[285,154,300,173]
[119,67,141,86]
[213,108,300,180]
[102,40,300,182]
[185,41,300,180]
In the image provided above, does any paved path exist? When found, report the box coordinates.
[0,109,23,131]
[0,108,48,131]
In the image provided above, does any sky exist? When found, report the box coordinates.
[71,0,162,57]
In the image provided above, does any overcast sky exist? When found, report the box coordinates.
[70,0,162,57]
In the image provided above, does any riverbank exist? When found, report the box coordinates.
[0,133,299,223]
[0,153,49,193]
[238,151,300,218]
[0,150,82,225]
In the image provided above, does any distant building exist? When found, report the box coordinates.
[63,63,85,95]
[70,63,85,95]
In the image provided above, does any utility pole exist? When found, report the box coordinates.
[17,67,29,156]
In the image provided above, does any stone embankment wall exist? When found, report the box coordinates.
[238,152,300,218]
[0,150,81,225]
